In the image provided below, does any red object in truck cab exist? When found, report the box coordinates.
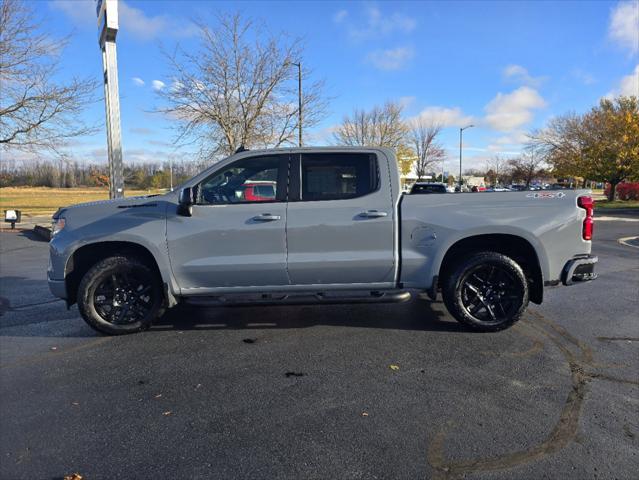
[242,182,276,202]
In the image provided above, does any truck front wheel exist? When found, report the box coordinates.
[77,255,164,335]
[442,252,529,332]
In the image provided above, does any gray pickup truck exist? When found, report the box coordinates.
[48,147,597,335]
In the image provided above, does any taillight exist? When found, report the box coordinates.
[578,196,594,240]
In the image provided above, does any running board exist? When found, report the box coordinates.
[183,290,412,308]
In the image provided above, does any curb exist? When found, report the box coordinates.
[618,236,639,249]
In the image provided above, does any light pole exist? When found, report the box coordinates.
[459,124,474,190]
[290,62,302,147]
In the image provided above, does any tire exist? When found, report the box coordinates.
[77,255,164,335]
[442,252,529,332]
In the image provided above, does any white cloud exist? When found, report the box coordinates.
[49,0,94,24]
[50,0,196,41]
[333,9,348,23]
[152,80,166,91]
[608,1,639,54]
[502,64,546,87]
[492,131,530,146]
[398,96,417,109]
[484,86,547,132]
[606,64,639,97]
[366,46,414,70]
[410,106,474,128]
[340,5,416,39]
[132,77,145,87]
[572,69,596,85]
[619,65,639,95]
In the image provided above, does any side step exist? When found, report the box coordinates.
[183,290,412,308]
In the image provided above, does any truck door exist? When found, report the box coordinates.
[286,151,396,286]
[166,154,290,292]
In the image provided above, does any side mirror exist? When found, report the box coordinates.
[178,186,196,216]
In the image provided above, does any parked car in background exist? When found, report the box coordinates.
[410,182,448,194]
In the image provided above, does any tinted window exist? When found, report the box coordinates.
[199,156,283,205]
[301,153,378,201]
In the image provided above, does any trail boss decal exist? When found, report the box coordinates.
[527,192,566,199]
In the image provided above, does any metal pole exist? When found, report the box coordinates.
[459,128,462,189]
[169,156,173,191]
[458,124,474,190]
[98,0,124,199]
[296,62,302,147]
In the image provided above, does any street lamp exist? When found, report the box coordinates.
[459,124,474,190]
[290,62,303,147]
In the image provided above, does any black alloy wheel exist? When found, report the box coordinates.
[77,255,164,335]
[442,252,529,332]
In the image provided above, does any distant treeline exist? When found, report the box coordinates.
[0,159,209,189]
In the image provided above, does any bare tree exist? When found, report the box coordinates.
[0,0,98,151]
[508,145,546,186]
[408,119,445,180]
[157,13,327,159]
[485,155,509,185]
[529,113,584,179]
[333,101,406,148]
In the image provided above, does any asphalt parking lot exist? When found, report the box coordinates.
[1,217,638,479]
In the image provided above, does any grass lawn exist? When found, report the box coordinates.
[0,187,164,218]
[595,199,639,210]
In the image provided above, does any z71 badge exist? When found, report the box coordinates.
[527,192,566,199]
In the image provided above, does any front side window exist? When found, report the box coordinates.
[198,156,285,205]
[301,153,379,201]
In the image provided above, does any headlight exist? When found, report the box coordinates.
[51,217,66,236]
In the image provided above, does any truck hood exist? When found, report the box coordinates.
[53,194,166,220]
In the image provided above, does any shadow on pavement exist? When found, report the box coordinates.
[152,295,467,333]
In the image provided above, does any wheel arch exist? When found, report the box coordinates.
[437,233,544,304]
[64,241,176,307]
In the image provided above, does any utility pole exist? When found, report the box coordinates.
[97,0,124,199]
[459,124,474,190]
[291,62,302,147]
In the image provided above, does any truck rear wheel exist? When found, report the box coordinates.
[77,255,164,335]
[442,252,529,332]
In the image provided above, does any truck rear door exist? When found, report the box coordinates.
[286,151,396,286]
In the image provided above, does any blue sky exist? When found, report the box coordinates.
[26,0,639,171]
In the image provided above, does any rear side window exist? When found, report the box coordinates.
[301,153,379,201]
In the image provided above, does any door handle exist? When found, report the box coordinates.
[359,210,388,218]
[253,213,281,222]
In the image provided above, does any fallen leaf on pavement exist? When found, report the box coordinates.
[63,474,83,480]
[389,365,399,371]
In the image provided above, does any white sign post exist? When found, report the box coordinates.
[97,0,124,199]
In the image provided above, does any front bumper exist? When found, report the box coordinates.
[561,255,598,286]
[48,277,67,299]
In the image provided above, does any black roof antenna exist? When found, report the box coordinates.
[235,145,248,154]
